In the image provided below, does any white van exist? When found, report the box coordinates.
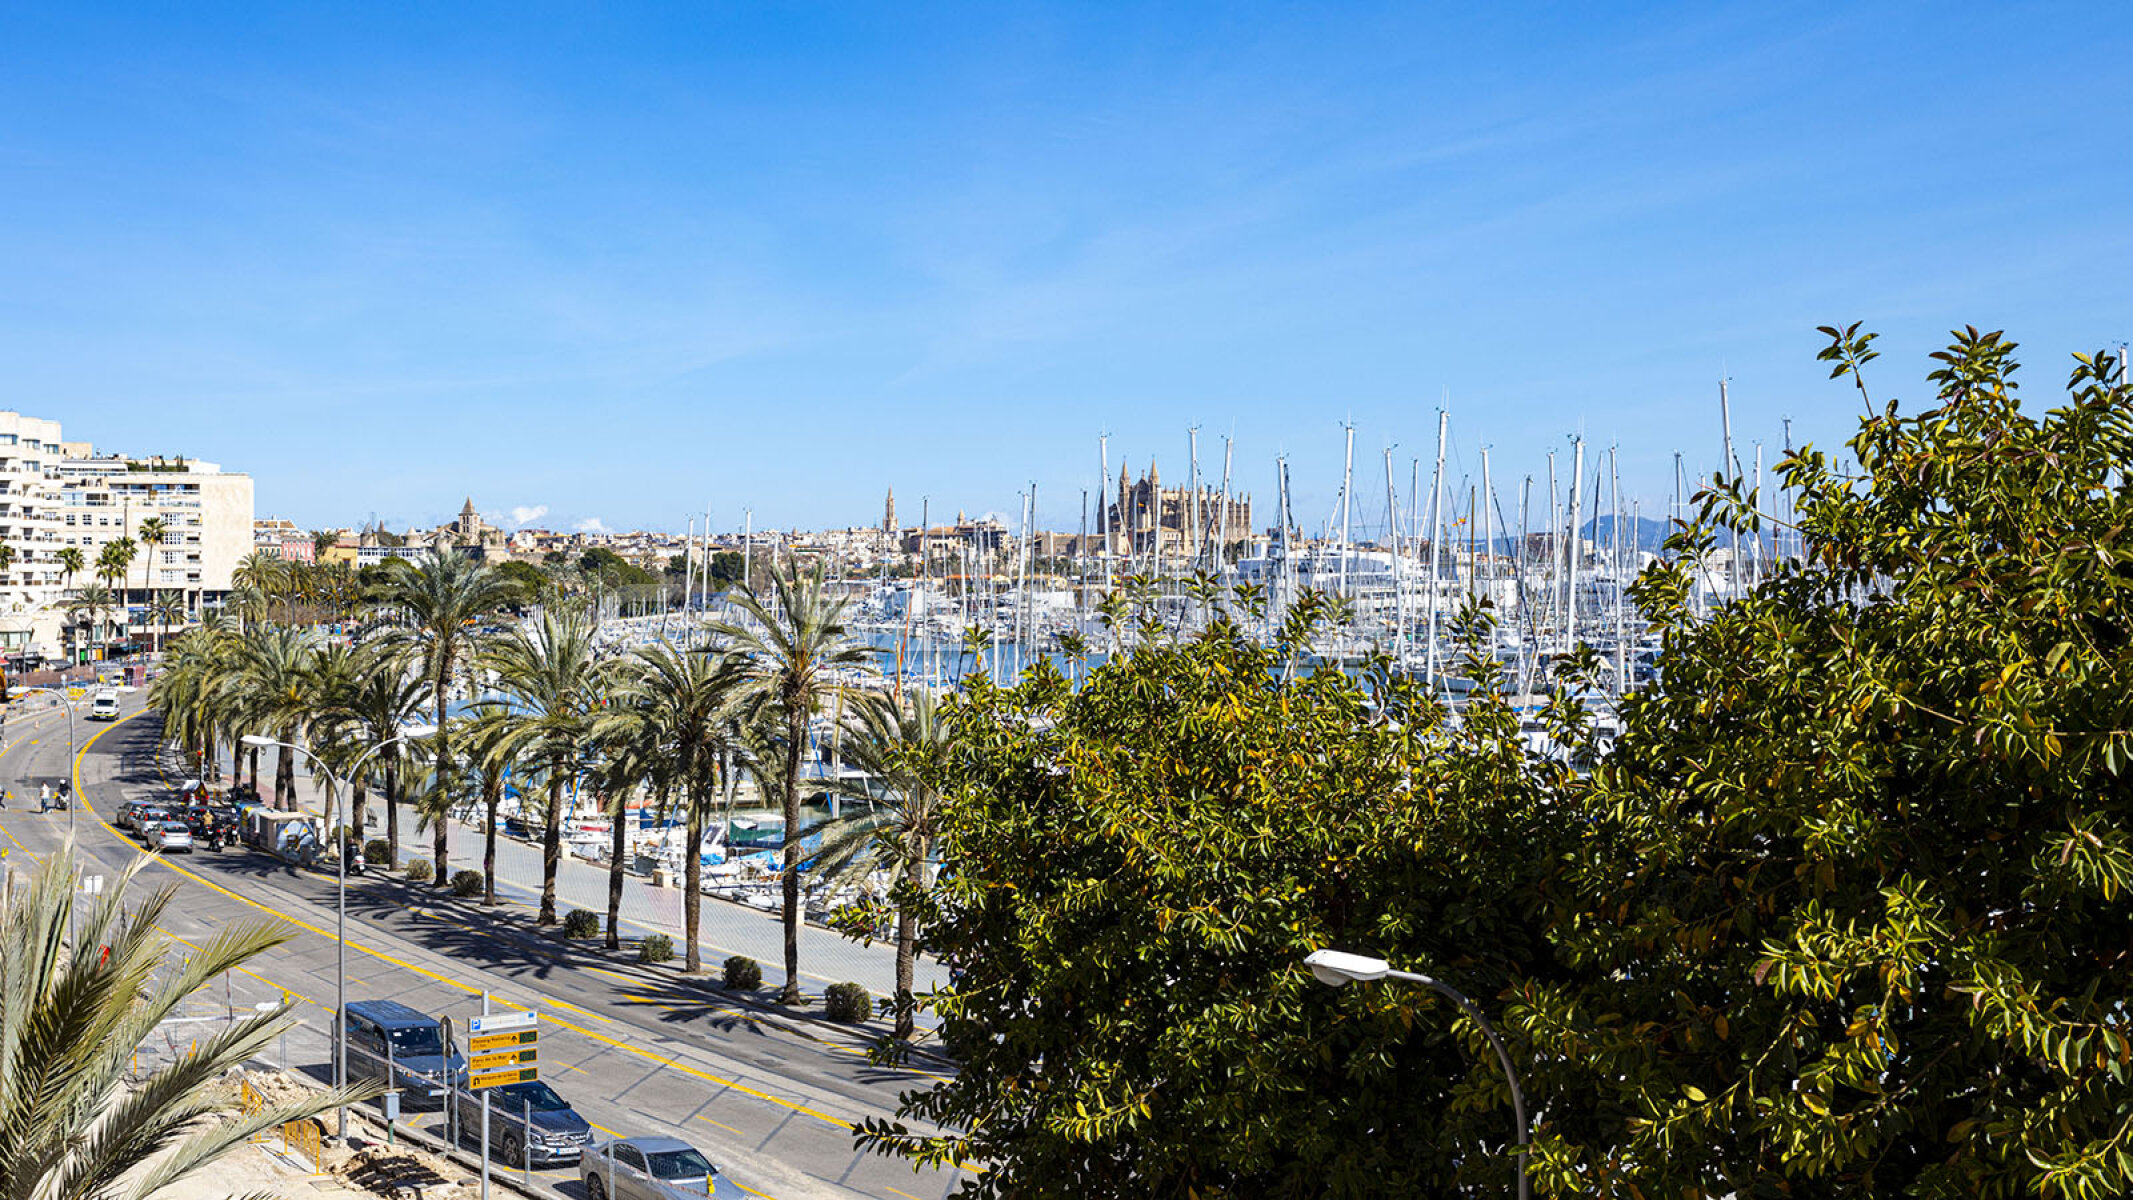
[87,689,121,721]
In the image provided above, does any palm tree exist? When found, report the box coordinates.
[136,515,169,601]
[56,544,84,590]
[65,585,118,661]
[378,550,521,889]
[480,603,608,923]
[811,690,953,1040]
[145,589,188,652]
[712,561,874,1003]
[333,643,430,867]
[217,625,316,809]
[586,731,660,950]
[148,624,235,784]
[598,644,744,972]
[0,542,15,587]
[459,701,521,908]
[0,846,372,1200]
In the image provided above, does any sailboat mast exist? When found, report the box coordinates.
[1338,423,1355,599]
[1425,409,1448,685]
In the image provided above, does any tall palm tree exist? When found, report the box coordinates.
[332,642,430,867]
[145,590,187,652]
[586,731,660,950]
[216,625,316,809]
[480,603,608,923]
[378,550,521,889]
[459,701,520,908]
[712,561,873,1002]
[0,542,15,587]
[136,515,168,602]
[0,845,372,1200]
[149,623,237,784]
[811,689,953,1040]
[597,644,744,972]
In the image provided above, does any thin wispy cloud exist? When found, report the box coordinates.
[573,517,609,534]
[507,504,548,527]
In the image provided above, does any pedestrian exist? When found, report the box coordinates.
[40,783,51,812]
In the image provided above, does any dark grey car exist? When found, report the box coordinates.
[451,1078,592,1168]
[343,999,465,1109]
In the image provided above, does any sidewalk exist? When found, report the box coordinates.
[191,749,948,1006]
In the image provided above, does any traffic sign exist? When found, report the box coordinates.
[468,1028,537,1054]
[467,1065,538,1090]
[468,1046,538,1072]
[468,1011,537,1035]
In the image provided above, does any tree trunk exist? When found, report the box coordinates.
[483,768,502,906]
[384,761,401,868]
[350,777,367,842]
[893,905,918,1042]
[432,657,451,889]
[606,803,627,951]
[540,755,563,924]
[276,743,295,811]
[247,745,259,792]
[685,794,703,974]
[780,704,805,1004]
[432,812,448,887]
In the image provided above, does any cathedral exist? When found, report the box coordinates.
[1105,462,1252,559]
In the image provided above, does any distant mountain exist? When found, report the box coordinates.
[1582,515,1676,554]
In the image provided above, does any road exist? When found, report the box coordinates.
[0,693,969,1200]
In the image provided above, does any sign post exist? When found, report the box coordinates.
[467,1005,540,1198]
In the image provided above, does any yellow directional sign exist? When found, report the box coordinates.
[468,1047,538,1072]
[468,1029,538,1054]
[468,1065,538,1090]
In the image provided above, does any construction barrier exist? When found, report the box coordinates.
[282,1118,324,1175]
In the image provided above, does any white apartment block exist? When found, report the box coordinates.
[57,452,255,608]
[0,412,69,653]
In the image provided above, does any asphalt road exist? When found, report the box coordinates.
[0,693,970,1200]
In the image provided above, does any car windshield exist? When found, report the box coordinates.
[647,1149,715,1180]
[161,823,189,832]
[386,1026,443,1054]
[498,1081,569,1111]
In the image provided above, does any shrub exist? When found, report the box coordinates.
[721,955,762,990]
[824,982,871,1023]
[450,869,484,898]
[637,933,673,964]
[404,858,433,883]
[364,839,391,869]
[561,909,600,939]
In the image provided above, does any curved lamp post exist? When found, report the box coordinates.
[10,685,83,833]
[1305,949,1530,1200]
[244,724,437,1140]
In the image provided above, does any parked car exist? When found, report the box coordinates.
[453,1078,593,1168]
[143,821,193,854]
[343,999,465,1108]
[581,1136,726,1200]
[119,803,174,832]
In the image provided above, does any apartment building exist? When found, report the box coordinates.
[58,453,255,613]
[0,412,68,654]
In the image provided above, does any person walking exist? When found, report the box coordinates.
[39,783,52,813]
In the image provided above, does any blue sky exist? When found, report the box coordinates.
[2,3,2126,537]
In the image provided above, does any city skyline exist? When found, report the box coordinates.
[4,3,2127,534]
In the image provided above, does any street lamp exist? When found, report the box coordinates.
[10,685,83,833]
[243,724,437,1141]
[1304,950,1530,1200]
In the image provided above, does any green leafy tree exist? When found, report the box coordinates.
[1519,330,2133,1198]
[865,594,1570,1197]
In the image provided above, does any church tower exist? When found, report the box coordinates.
[884,488,897,534]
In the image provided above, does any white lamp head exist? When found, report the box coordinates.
[240,734,276,749]
[1305,949,1391,988]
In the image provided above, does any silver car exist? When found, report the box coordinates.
[144,821,193,854]
[580,1135,725,1200]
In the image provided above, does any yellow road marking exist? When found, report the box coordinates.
[73,711,859,1134]
[886,1188,926,1200]
[696,1115,745,1136]
[729,1180,777,1199]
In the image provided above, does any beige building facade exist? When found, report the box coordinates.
[0,412,68,654]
